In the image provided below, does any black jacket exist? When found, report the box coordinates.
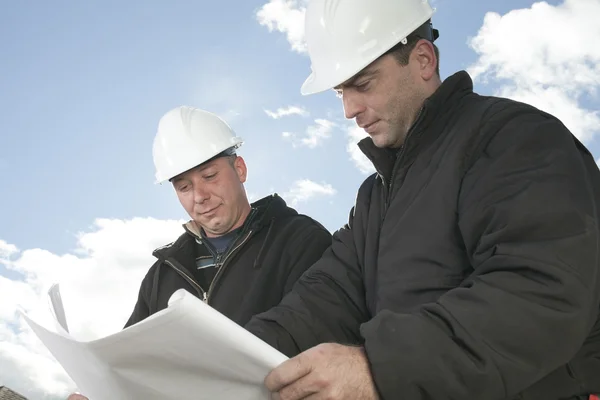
[246,72,600,399]
[125,194,332,328]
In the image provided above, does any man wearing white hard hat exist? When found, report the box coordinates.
[66,106,332,400]
[245,0,600,399]
[123,106,331,326]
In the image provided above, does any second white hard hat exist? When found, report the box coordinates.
[301,0,437,95]
[152,106,243,184]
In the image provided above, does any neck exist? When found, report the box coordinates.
[229,203,252,233]
[406,79,442,135]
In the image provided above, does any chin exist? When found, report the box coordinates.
[371,135,390,148]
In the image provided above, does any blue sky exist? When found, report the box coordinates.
[1,0,599,398]
[2,0,587,255]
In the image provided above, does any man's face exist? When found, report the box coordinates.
[335,47,429,148]
[171,156,249,237]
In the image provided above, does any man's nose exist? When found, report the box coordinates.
[193,184,210,203]
[343,92,365,120]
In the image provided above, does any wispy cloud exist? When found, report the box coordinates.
[220,109,242,123]
[255,0,307,53]
[0,239,18,260]
[283,179,336,206]
[189,49,278,125]
[282,118,336,148]
[467,0,600,143]
[264,105,309,119]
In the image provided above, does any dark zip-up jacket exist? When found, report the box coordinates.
[124,194,332,328]
[245,71,600,399]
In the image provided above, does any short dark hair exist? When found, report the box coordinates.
[226,153,237,167]
[206,146,237,166]
[384,21,440,76]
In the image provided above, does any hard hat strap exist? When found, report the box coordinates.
[410,20,439,43]
[381,20,440,60]
[197,146,238,167]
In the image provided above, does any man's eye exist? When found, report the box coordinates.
[178,185,190,192]
[355,81,370,91]
[204,174,216,179]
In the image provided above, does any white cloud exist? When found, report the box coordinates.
[264,105,309,119]
[346,126,376,175]
[0,217,184,399]
[282,118,336,148]
[256,0,307,53]
[467,0,600,143]
[220,109,242,123]
[0,239,18,260]
[283,179,336,206]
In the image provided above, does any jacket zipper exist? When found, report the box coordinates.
[205,229,254,304]
[164,258,208,301]
[199,234,219,263]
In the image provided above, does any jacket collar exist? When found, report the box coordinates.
[152,193,296,260]
[357,70,475,182]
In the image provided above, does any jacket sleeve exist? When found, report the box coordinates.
[123,287,149,328]
[282,220,333,295]
[245,193,373,358]
[359,110,600,399]
[123,263,158,329]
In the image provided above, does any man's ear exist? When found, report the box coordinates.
[234,156,248,183]
[413,39,437,80]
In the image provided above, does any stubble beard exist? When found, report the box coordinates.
[394,89,428,148]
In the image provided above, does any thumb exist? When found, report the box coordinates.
[264,352,312,392]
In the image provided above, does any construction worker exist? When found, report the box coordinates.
[67,106,332,400]
[245,0,600,399]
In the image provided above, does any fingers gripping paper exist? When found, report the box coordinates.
[20,288,288,400]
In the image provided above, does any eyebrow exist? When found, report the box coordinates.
[334,67,380,91]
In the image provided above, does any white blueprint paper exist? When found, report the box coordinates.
[21,288,288,400]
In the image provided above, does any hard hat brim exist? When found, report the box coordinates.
[154,138,243,185]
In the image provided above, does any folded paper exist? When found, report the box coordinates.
[21,287,287,400]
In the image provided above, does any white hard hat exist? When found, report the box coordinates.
[152,106,243,184]
[301,0,438,95]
